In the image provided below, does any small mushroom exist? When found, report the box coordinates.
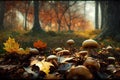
[47,55,58,61]
[66,39,75,46]
[66,39,75,54]
[79,51,88,57]
[66,65,93,80]
[107,57,115,64]
[106,45,113,52]
[47,55,58,68]
[83,57,100,71]
[82,39,99,56]
[57,50,70,56]
[29,48,39,54]
[75,51,88,60]
[55,47,63,52]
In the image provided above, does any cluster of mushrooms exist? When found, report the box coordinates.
[0,39,120,80]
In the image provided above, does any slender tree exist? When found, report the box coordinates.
[24,1,31,31]
[0,1,5,30]
[95,1,99,29]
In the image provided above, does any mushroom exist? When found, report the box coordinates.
[75,51,88,60]
[66,39,75,46]
[107,57,115,64]
[66,65,93,80]
[57,50,70,56]
[82,39,99,56]
[55,47,63,52]
[78,51,88,57]
[83,57,100,72]
[29,48,39,54]
[66,39,75,54]
[106,45,113,51]
[47,55,58,68]
[47,55,58,61]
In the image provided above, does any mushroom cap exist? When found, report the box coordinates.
[83,57,100,71]
[55,47,62,52]
[57,50,70,56]
[29,48,39,54]
[66,65,93,79]
[106,45,113,50]
[66,39,75,45]
[82,39,99,49]
[107,57,115,60]
[78,51,88,56]
[47,55,58,61]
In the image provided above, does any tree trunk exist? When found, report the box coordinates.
[84,1,86,17]
[57,20,61,32]
[68,24,71,32]
[24,1,30,31]
[100,1,108,29]
[95,1,99,29]
[31,1,43,33]
[0,1,5,30]
[98,1,120,41]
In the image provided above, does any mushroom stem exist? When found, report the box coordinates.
[87,49,98,57]
[52,59,58,68]
[69,45,73,54]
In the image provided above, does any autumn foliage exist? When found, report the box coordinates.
[3,37,30,55]
[3,37,20,53]
[33,40,47,49]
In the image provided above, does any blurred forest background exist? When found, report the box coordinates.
[0,1,120,53]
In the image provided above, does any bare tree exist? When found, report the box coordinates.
[51,1,77,32]
[64,4,80,32]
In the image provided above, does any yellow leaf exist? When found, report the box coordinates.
[30,59,54,75]
[3,37,20,53]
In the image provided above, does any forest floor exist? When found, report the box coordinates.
[0,30,120,53]
[1,30,120,79]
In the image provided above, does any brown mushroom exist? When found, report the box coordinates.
[66,39,75,54]
[79,51,88,56]
[55,47,63,52]
[75,51,88,60]
[82,39,99,56]
[66,65,93,80]
[83,57,100,71]
[66,39,75,46]
[82,39,99,48]
[57,50,70,56]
